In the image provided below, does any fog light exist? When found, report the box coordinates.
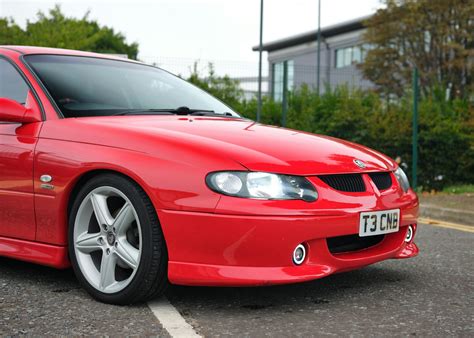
[293,244,306,265]
[405,225,414,243]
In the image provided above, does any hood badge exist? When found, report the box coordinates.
[353,159,366,169]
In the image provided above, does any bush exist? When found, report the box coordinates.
[187,62,244,110]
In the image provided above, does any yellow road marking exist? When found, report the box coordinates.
[419,217,474,233]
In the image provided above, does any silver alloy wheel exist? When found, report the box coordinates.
[73,186,142,294]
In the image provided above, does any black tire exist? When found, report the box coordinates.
[68,173,168,305]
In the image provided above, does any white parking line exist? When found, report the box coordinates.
[148,298,201,337]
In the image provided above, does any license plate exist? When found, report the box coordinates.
[359,209,400,237]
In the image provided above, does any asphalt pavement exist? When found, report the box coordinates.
[0,259,168,336]
[1,222,473,336]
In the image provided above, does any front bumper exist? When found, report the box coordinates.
[158,197,419,286]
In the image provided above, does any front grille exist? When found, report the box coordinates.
[318,174,366,192]
[369,172,393,191]
[327,234,385,254]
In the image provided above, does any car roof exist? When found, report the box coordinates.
[0,45,137,63]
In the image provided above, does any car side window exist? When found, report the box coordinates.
[0,58,29,105]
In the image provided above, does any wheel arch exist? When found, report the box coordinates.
[66,169,156,219]
[68,169,121,216]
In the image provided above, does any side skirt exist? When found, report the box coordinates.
[0,236,70,268]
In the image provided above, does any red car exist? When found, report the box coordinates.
[0,46,419,304]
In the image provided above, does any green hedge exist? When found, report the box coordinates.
[235,85,473,191]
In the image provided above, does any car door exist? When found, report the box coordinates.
[0,57,41,241]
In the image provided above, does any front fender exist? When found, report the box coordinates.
[34,137,243,245]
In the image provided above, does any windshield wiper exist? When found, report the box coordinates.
[114,106,235,117]
[113,109,176,116]
[189,111,235,117]
[114,106,214,116]
[173,106,235,117]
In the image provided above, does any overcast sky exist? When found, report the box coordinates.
[1,0,383,81]
[1,0,383,62]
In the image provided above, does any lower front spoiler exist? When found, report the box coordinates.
[168,242,419,287]
[159,206,419,287]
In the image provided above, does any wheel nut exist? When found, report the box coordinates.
[115,242,118,248]
[98,238,104,244]
[106,248,110,255]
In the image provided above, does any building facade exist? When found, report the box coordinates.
[253,16,374,99]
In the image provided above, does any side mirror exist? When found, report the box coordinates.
[0,94,41,124]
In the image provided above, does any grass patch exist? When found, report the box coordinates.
[441,184,474,194]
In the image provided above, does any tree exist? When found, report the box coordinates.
[0,5,138,59]
[0,18,26,44]
[187,62,244,110]
[361,0,473,99]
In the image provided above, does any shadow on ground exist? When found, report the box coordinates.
[165,265,413,311]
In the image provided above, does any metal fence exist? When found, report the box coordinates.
[139,56,370,100]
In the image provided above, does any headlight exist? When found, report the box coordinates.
[394,167,410,192]
[206,171,318,202]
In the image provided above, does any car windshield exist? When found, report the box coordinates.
[24,55,240,118]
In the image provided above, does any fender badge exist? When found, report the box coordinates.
[40,175,54,190]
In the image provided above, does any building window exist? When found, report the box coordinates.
[287,60,294,90]
[272,60,294,101]
[273,62,284,101]
[335,45,370,68]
